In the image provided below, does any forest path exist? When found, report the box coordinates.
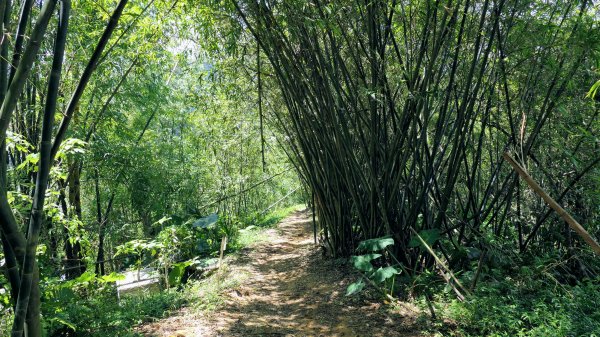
[139,209,423,337]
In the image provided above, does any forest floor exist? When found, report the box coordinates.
[137,209,425,337]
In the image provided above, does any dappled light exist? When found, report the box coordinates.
[0,0,599,336]
[139,210,421,337]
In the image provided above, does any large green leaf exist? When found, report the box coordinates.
[370,266,401,284]
[408,229,441,248]
[345,280,365,296]
[356,236,394,252]
[192,213,219,229]
[73,271,96,284]
[168,261,193,286]
[49,315,77,332]
[350,253,381,273]
[99,272,125,283]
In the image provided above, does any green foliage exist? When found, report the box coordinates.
[2,0,597,333]
[31,206,295,336]
[0,265,10,333]
[428,260,600,337]
[0,0,299,334]
[56,138,88,159]
[114,239,164,271]
[168,261,193,287]
[356,236,394,252]
[345,280,365,296]
[350,254,382,273]
[6,131,34,153]
[41,271,125,335]
[371,266,401,284]
[192,214,218,229]
[347,237,401,297]
[15,153,40,173]
[156,224,197,287]
[43,288,185,337]
[586,80,600,99]
[408,229,441,249]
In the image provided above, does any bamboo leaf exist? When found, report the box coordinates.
[586,80,600,99]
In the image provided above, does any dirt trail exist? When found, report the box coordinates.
[139,209,423,337]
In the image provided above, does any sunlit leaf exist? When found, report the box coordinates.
[99,272,125,283]
[350,254,381,273]
[371,266,401,284]
[356,236,394,252]
[345,280,365,296]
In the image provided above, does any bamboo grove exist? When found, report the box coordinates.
[233,0,600,273]
[0,1,132,335]
[0,0,598,335]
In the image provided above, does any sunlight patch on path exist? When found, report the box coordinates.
[138,209,423,337]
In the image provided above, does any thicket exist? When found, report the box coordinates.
[0,1,300,335]
[0,0,599,336]
[228,0,600,334]
[232,0,600,272]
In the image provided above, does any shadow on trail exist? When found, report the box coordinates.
[214,210,422,337]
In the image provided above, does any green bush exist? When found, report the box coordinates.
[43,286,184,337]
[0,206,303,337]
[435,271,600,337]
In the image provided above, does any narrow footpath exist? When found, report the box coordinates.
[139,209,423,337]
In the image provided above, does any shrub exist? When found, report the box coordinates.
[436,268,600,336]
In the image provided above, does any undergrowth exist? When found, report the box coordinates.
[39,265,251,337]
[345,235,600,337]
[20,205,303,337]
[46,289,185,337]
[435,279,600,337]
[250,204,306,228]
[231,204,305,251]
[187,265,251,313]
[422,259,600,337]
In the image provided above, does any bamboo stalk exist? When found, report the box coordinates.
[503,152,600,255]
[50,0,130,160]
[410,227,471,300]
[234,0,591,265]
[11,1,66,335]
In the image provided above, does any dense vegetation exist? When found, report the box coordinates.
[0,0,598,336]
[0,1,299,335]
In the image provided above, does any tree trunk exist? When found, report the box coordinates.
[66,161,86,277]
[11,2,66,335]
